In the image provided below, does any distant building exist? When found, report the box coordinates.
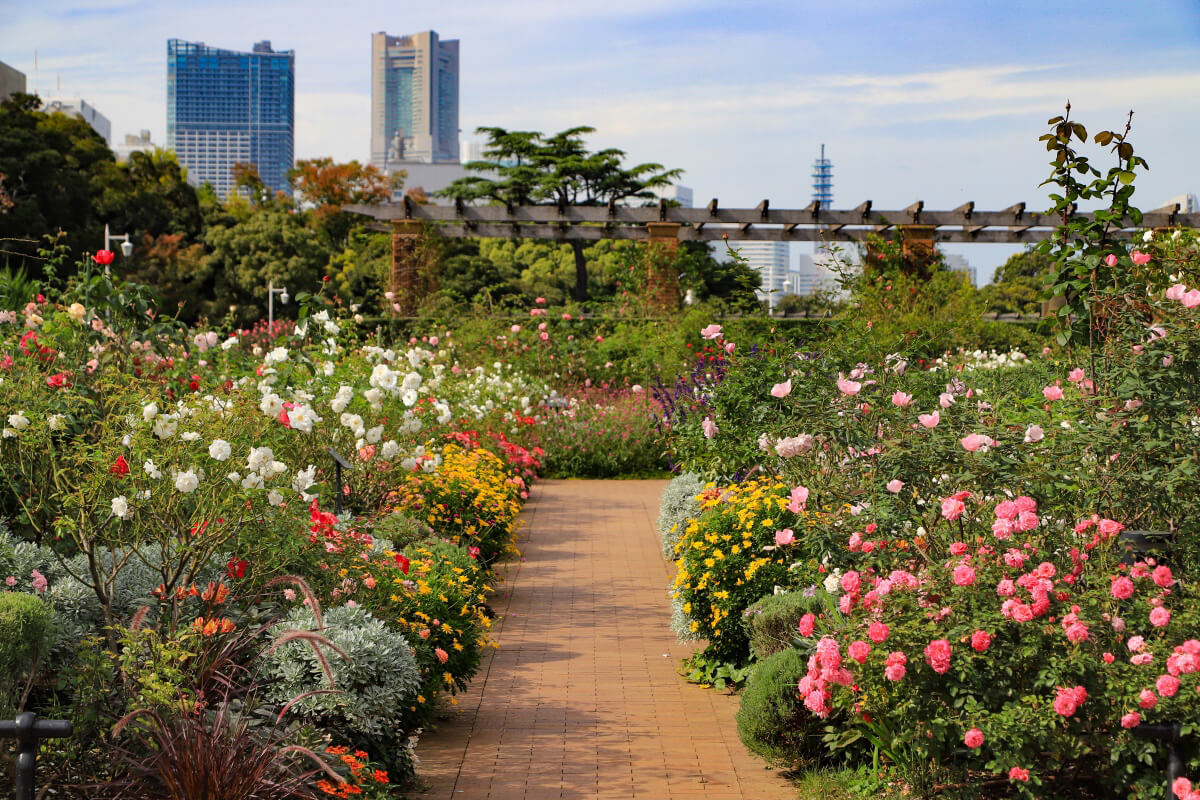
[167,39,295,199]
[653,184,694,208]
[41,97,111,143]
[394,162,472,199]
[944,253,978,287]
[736,241,790,307]
[113,130,158,162]
[1164,193,1198,214]
[792,252,843,296]
[0,60,25,102]
[371,30,460,172]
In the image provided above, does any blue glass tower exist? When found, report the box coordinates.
[167,39,294,198]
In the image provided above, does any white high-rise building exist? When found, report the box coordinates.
[113,130,158,162]
[41,97,111,143]
[1164,193,1198,214]
[736,241,790,307]
[653,184,693,208]
[371,30,460,171]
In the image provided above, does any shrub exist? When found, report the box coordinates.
[367,511,434,552]
[736,648,827,769]
[743,590,824,661]
[657,472,705,559]
[261,604,421,779]
[0,591,52,709]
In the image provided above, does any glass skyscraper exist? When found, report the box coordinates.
[371,30,459,171]
[167,39,294,199]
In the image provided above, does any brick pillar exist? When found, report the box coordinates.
[644,222,681,313]
[898,225,937,279]
[391,220,424,316]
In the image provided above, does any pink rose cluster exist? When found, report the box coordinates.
[798,636,854,717]
[991,495,1039,539]
[774,434,813,459]
[1052,685,1087,717]
[1165,283,1200,309]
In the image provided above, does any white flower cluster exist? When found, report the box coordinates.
[928,349,1029,373]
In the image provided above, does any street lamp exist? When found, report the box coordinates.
[267,280,289,329]
[102,224,133,274]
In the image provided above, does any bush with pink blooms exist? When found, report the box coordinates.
[659,112,1200,796]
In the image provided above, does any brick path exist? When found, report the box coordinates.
[413,480,793,800]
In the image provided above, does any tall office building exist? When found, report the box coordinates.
[737,241,790,308]
[371,30,460,171]
[167,39,295,199]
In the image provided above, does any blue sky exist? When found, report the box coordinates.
[3,0,1199,281]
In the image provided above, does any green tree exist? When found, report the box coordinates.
[0,93,115,272]
[202,208,330,325]
[437,126,681,302]
[979,247,1053,316]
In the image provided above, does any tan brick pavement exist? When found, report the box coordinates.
[412,480,794,800]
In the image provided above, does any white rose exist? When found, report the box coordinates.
[268,460,288,477]
[381,440,400,460]
[292,465,317,493]
[152,417,177,439]
[241,472,264,490]
[366,425,383,444]
[47,414,65,430]
[227,471,241,484]
[142,402,158,422]
[7,412,29,429]
[267,489,284,506]
[143,460,163,479]
[174,470,199,493]
[111,495,130,519]
[181,431,201,442]
[401,389,418,407]
[208,439,232,461]
[246,446,274,473]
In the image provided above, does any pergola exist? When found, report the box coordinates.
[345,198,1199,312]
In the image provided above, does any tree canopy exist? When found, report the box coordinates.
[437,126,682,302]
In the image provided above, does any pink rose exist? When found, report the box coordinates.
[960,433,992,452]
[1105,254,1118,267]
[963,728,983,748]
[952,564,976,586]
[1009,767,1029,783]
[1156,673,1181,697]
[1042,384,1064,401]
[1131,250,1151,265]
[1172,778,1192,800]
[787,486,809,513]
[918,411,940,428]
[1139,689,1158,709]
[924,639,952,674]
[891,391,912,408]
[884,663,906,681]
[1111,576,1134,599]
[1068,367,1086,383]
[941,497,965,521]
[701,417,719,439]
[797,613,815,637]
[1150,607,1171,628]
[700,324,722,340]
[939,392,956,409]
[847,640,870,664]
[1121,712,1141,729]
[1166,283,1187,301]
[770,379,792,398]
[868,622,890,643]
[971,630,991,652]
[774,528,795,546]
[996,578,1016,597]
[840,571,861,594]
[1153,565,1174,588]
[30,569,47,593]
[885,479,904,493]
[1184,289,1200,309]
[836,375,862,396]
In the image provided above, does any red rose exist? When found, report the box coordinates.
[93,250,115,265]
[110,455,130,475]
[394,554,410,574]
[225,558,247,580]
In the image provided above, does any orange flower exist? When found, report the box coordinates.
[372,769,388,783]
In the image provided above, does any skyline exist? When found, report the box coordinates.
[3,0,1200,281]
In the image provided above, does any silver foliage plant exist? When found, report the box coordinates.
[260,603,420,743]
[656,472,705,560]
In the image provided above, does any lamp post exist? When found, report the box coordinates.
[102,224,133,275]
[267,280,289,329]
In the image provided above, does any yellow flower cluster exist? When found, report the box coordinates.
[672,479,824,662]
[387,444,524,564]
